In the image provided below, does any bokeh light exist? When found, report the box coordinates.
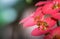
[1,8,17,25]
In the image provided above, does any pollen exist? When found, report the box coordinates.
[42,22,48,30]
[42,26,47,30]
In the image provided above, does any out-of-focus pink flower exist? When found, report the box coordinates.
[20,7,56,36]
[44,27,60,39]
[36,0,60,20]
[31,17,56,36]
[20,7,43,28]
[42,1,60,14]
[42,1,60,20]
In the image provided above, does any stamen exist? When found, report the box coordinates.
[53,4,58,9]
[37,21,48,30]
[37,21,43,29]
[37,21,41,26]
[53,2,60,9]
[43,22,48,26]
[42,26,46,30]
[34,16,41,28]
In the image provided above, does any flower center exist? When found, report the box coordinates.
[53,35,60,39]
[53,2,60,9]
[34,16,48,30]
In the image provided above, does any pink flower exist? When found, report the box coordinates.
[36,0,60,20]
[31,17,56,36]
[20,7,56,36]
[42,1,60,14]
[20,7,43,28]
[42,1,60,20]
[44,27,60,39]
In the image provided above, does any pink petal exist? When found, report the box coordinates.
[31,28,50,36]
[52,12,60,20]
[23,17,35,28]
[44,17,56,27]
[51,27,60,35]
[34,7,44,18]
[19,13,35,28]
[20,13,34,24]
[35,1,51,6]
[42,2,54,14]
[53,0,60,3]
